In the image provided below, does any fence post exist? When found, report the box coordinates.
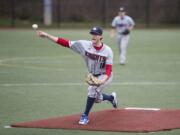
[43,0,52,25]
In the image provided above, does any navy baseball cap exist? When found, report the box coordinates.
[119,7,126,12]
[89,26,103,35]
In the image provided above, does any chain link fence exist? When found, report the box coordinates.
[0,0,180,28]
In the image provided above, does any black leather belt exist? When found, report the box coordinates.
[93,74,104,77]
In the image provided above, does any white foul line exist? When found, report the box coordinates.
[4,126,12,129]
[0,82,178,87]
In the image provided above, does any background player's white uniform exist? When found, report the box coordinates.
[69,40,113,101]
[112,15,135,64]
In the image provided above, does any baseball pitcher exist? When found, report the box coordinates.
[36,26,118,125]
[111,7,135,65]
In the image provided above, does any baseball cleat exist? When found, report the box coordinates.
[79,114,89,125]
[111,92,118,108]
[120,61,125,65]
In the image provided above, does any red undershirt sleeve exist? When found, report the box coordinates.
[105,64,112,77]
[56,38,70,48]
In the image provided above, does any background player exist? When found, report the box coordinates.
[36,26,118,125]
[111,7,135,65]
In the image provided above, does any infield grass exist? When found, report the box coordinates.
[0,28,180,135]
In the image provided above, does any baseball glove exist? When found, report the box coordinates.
[121,29,130,35]
[85,73,102,86]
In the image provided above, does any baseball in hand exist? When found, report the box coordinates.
[32,24,38,30]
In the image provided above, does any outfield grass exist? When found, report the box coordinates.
[0,28,180,135]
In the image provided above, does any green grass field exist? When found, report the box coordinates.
[0,28,180,135]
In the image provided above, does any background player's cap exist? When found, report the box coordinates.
[119,7,126,12]
[89,26,103,35]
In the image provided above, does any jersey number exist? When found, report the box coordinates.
[99,62,105,69]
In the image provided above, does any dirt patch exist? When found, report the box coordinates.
[11,109,180,132]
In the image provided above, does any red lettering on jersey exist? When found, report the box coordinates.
[85,51,106,61]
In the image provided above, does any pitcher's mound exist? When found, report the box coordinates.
[11,108,180,132]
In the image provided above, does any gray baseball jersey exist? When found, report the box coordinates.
[69,40,113,75]
[112,15,135,34]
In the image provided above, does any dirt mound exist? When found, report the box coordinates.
[11,108,180,132]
